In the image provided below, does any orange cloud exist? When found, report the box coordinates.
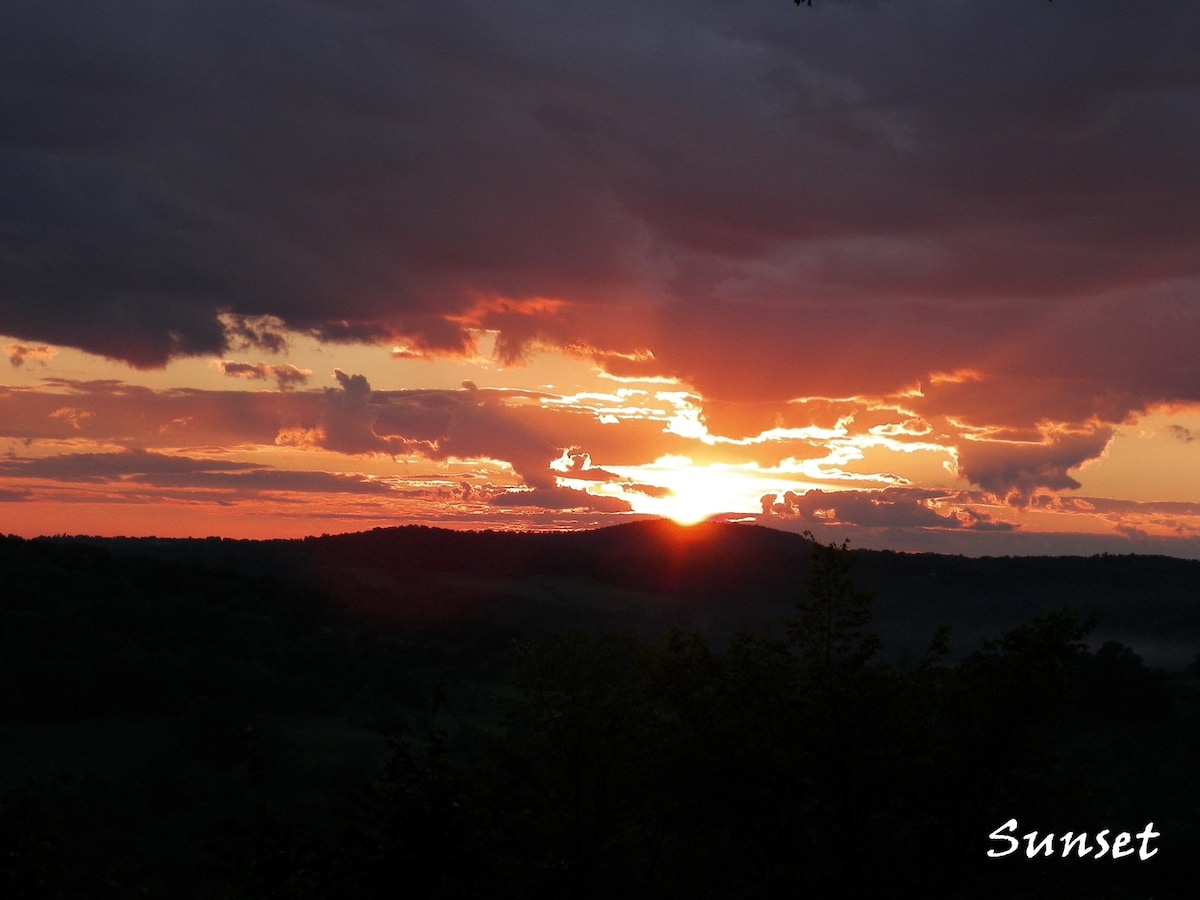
[954,427,1116,507]
[761,487,1015,532]
[5,344,59,368]
[216,360,312,389]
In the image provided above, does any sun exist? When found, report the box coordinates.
[558,454,823,527]
[648,490,719,526]
[606,456,770,526]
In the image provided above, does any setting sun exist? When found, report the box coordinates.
[584,456,789,526]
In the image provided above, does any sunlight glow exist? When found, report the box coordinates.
[590,456,818,526]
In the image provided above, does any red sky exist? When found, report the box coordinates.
[2,0,1199,555]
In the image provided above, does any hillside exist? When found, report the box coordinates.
[3,522,1199,898]
[55,519,1200,667]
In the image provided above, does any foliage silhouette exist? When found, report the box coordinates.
[1,527,1198,897]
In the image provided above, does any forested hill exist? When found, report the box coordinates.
[18,519,1200,667]
[4,521,1200,898]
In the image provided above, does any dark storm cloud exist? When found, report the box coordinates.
[217,360,311,389]
[954,426,1116,507]
[0,0,672,363]
[2,1,1194,350]
[0,378,314,446]
[761,486,1014,531]
[0,447,402,503]
[0,448,259,483]
[487,486,632,513]
[128,466,399,497]
[319,374,569,489]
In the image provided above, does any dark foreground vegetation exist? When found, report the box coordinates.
[2,522,1199,898]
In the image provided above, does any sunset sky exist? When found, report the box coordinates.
[2,0,1199,555]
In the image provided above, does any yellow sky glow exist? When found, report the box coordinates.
[3,331,1200,551]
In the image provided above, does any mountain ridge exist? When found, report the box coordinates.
[16,518,1200,667]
